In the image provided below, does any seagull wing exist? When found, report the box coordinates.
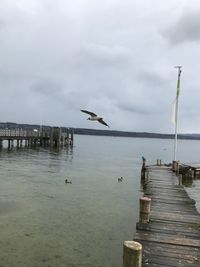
[98,118,109,127]
[80,109,97,117]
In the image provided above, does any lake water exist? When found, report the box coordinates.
[0,135,199,267]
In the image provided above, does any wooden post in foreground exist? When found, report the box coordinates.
[123,241,142,267]
[139,196,151,223]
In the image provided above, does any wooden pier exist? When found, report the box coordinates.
[124,161,200,267]
[0,127,74,148]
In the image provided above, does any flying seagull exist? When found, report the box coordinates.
[80,109,109,127]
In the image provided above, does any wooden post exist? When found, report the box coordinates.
[66,128,70,145]
[123,241,142,267]
[28,139,31,147]
[71,129,74,146]
[141,158,146,181]
[172,160,176,172]
[191,169,195,179]
[142,158,146,171]
[25,140,28,147]
[139,196,151,223]
[178,174,182,186]
[8,139,11,149]
[176,161,179,175]
[157,159,161,166]
[145,170,149,180]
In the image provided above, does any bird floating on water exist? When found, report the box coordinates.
[118,177,123,182]
[65,179,72,184]
[80,109,109,127]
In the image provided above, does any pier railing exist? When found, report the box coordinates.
[0,129,28,137]
[0,127,74,148]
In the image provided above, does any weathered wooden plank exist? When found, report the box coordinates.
[143,255,200,267]
[150,203,197,213]
[150,211,200,224]
[144,247,200,263]
[135,231,200,247]
[150,197,196,205]
[140,240,200,255]
[137,222,200,238]
[148,191,189,197]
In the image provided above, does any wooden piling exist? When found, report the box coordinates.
[172,160,176,172]
[178,173,182,186]
[25,140,28,147]
[8,139,11,149]
[139,196,151,223]
[175,161,179,175]
[145,170,149,180]
[71,129,74,145]
[191,169,195,178]
[123,241,142,267]
[142,158,146,171]
[156,159,161,166]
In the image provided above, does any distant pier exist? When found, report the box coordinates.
[123,160,200,267]
[0,127,74,149]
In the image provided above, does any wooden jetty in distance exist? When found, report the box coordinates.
[123,159,200,267]
[0,127,74,149]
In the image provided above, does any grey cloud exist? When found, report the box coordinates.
[1,1,200,133]
[136,70,173,106]
[79,42,133,66]
[162,9,200,45]
[0,19,5,29]
[137,71,168,88]
[32,79,64,95]
[118,102,153,115]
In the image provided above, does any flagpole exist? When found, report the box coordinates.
[173,66,182,161]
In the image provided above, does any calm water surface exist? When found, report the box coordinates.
[0,135,199,267]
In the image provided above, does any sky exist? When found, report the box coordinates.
[0,0,200,133]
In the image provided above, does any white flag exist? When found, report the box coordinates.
[171,98,176,124]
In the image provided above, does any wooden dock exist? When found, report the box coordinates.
[179,162,200,178]
[0,127,74,148]
[133,164,200,267]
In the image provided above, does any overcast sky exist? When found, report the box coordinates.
[0,0,200,133]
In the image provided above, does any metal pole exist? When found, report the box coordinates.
[173,66,182,161]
